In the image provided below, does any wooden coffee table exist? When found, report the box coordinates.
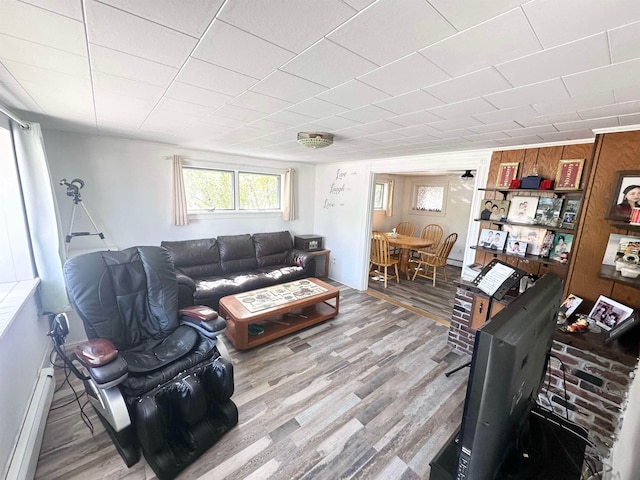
[218,278,339,350]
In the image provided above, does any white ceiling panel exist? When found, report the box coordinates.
[420,9,541,77]
[192,20,294,78]
[358,53,450,96]
[3,1,640,163]
[177,58,258,96]
[281,39,377,88]
[85,1,197,67]
[218,0,356,53]
[98,0,223,37]
[0,0,87,55]
[495,34,610,87]
[89,45,178,87]
[328,0,455,66]
[523,0,640,48]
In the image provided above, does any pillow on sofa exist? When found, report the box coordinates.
[253,231,293,267]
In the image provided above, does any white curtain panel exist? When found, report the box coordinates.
[385,180,395,217]
[172,155,189,225]
[12,121,70,314]
[282,167,296,221]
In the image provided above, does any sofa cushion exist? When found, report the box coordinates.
[218,234,258,274]
[253,231,292,268]
[162,238,222,278]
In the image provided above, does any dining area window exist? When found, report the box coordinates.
[411,184,446,214]
[373,181,389,210]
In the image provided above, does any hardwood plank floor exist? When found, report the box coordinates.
[367,264,461,325]
[35,282,470,480]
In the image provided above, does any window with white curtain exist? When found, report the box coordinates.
[410,184,446,215]
[373,182,389,210]
[182,165,282,213]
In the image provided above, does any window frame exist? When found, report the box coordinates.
[182,161,285,217]
[373,181,389,211]
[408,181,448,217]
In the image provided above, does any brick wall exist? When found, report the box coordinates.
[447,287,476,355]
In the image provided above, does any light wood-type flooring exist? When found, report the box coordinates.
[35,281,470,480]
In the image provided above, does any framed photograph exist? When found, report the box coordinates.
[601,233,640,266]
[539,230,555,258]
[561,198,581,229]
[503,225,546,256]
[555,159,585,190]
[535,197,563,227]
[478,228,508,251]
[606,171,640,221]
[589,295,634,332]
[479,199,510,221]
[496,162,519,188]
[559,294,583,319]
[506,239,527,256]
[506,196,539,224]
[550,233,574,263]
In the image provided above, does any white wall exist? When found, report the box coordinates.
[42,130,317,341]
[0,299,51,477]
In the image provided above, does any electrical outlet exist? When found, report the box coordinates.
[331,258,336,265]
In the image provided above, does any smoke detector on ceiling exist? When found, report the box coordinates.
[297,132,334,149]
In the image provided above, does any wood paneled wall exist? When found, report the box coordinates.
[566,131,640,310]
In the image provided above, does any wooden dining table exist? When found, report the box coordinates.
[384,233,434,279]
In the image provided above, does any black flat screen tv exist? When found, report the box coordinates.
[455,273,563,480]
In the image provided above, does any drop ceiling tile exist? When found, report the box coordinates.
[502,124,558,138]
[248,119,291,132]
[473,105,538,124]
[523,0,640,48]
[618,112,640,126]
[0,1,87,55]
[99,0,223,36]
[373,90,443,115]
[358,53,450,96]
[250,70,327,103]
[536,129,595,142]
[337,105,395,123]
[310,116,363,130]
[563,58,640,97]
[608,21,640,63]
[428,0,528,31]
[89,45,177,87]
[427,98,496,120]
[554,116,619,131]
[355,119,404,134]
[286,98,347,118]
[155,98,215,118]
[463,131,511,142]
[19,79,94,119]
[333,126,369,138]
[263,110,315,126]
[391,124,443,138]
[532,91,615,116]
[424,68,512,104]
[94,92,154,127]
[218,0,356,53]
[281,39,377,88]
[315,80,389,109]
[165,82,232,109]
[389,110,443,126]
[209,104,265,123]
[193,20,294,78]
[0,80,43,112]
[2,60,88,89]
[518,112,581,128]
[93,72,166,101]
[21,0,84,21]
[85,1,197,67]
[467,121,521,134]
[495,34,610,87]
[420,9,540,77]
[0,34,88,77]
[230,91,293,114]
[484,78,570,109]
[363,131,406,142]
[342,0,376,10]
[431,127,477,139]
[429,117,484,132]
[328,0,455,65]
[615,85,640,102]
[141,109,197,133]
[177,58,258,96]
[578,101,640,120]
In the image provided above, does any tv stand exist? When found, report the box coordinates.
[429,407,588,480]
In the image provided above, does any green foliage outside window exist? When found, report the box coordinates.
[239,172,280,210]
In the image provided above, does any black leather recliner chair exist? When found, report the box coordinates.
[60,246,238,480]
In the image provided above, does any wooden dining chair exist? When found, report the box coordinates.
[412,224,443,258]
[391,222,415,256]
[411,233,458,286]
[370,232,400,288]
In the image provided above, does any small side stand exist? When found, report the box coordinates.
[445,361,471,377]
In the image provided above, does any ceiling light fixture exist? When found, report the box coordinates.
[461,170,474,180]
[297,132,334,149]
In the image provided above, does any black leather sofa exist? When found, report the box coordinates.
[161,231,316,309]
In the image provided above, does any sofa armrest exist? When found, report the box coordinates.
[176,272,196,291]
[287,249,316,275]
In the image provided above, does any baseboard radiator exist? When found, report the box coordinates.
[6,367,55,480]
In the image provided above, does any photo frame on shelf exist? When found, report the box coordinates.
[555,159,584,190]
[550,233,574,263]
[503,225,546,256]
[496,162,519,188]
[559,294,583,319]
[589,295,634,332]
[479,199,510,221]
[561,198,581,229]
[506,239,527,256]
[478,228,508,251]
[539,230,555,258]
[535,197,563,227]
[606,171,640,221]
[506,196,539,224]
